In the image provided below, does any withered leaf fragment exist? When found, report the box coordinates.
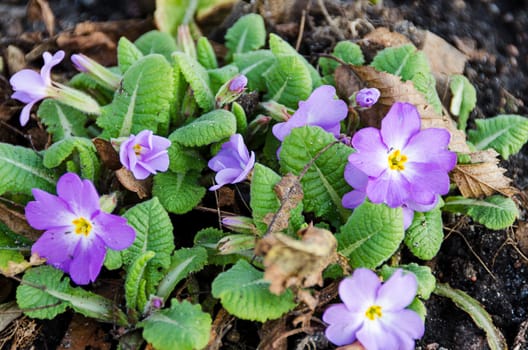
[115,168,151,199]
[256,225,338,295]
[263,173,303,234]
[452,149,518,198]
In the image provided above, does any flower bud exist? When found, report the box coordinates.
[215,74,248,107]
[221,216,257,234]
[355,87,381,108]
[99,192,118,213]
[71,53,121,90]
[259,100,292,122]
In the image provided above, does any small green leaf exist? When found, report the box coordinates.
[264,55,312,109]
[170,109,236,147]
[212,260,296,322]
[122,198,175,293]
[152,171,206,214]
[37,100,88,141]
[197,37,218,69]
[319,41,364,77]
[0,143,58,196]
[104,248,123,270]
[118,37,144,73]
[125,251,156,311]
[250,163,281,234]
[408,298,427,321]
[141,299,212,350]
[43,137,100,181]
[435,283,507,350]
[225,14,266,60]
[234,50,276,92]
[404,208,444,260]
[268,33,321,88]
[232,102,247,133]
[16,266,70,319]
[380,263,436,299]
[167,140,206,173]
[443,195,518,230]
[134,30,178,62]
[173,51,215,111]
[97,54,174,138]
[157,247,208,300]
[0,224,27,271]
[337,201,404,268]
[193,227,240,266]
[412,72,443,114]
[280,126,352,225]
[154,0,197,37]
[468,114,528,159]
[450,74,477,131]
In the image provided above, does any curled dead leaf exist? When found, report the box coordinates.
[0,253,46,278]
[0,202,41,242]
[451,149,518,198]
[263,173,304,234]
[358,27,411,61]
[256,224,338,296]
[92,138,121,170]
[115,168,151,199]
[27,0,55,36]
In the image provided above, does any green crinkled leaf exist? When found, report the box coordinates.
[232,102,247,133]
[234,50,276,92]
[250,163,281,234]
[167,140,206,173]
[280,126,352,225]
[468,114,528,159]
[380,263,436,300]
[319,41,364,77]
[408,298,427,321]
[435,283,507,350]
[268,33,321,89]
[97,54,174,138]
[125,250,156,311]
[170,60,189,127]
[404,208,444,260]
[16,266,70,319]
[0,224,27,270]
[197,37,218,69]
[443,195,518,230]
[37,99,89,141]
[208,64,239,95]
[450,74,477,131]
[157,247,208,300]
[193,227,240,266]
[412,72,443,114]
[43,137,100,181]
[103,248,123,270]
[134,30,178,62]
[0,143,58,196]
[154,0,197,37]
[141,299,212,350]
[170,109,236,147]
[211,260,296,322]
[118,37,144,73]
[225,14,266,61]
[152,171,206,214]
[173,51,215,111]
[337,201,404,268]
[122,198,175,293]
[264,55,312,109]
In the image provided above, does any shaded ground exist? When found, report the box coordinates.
[1,0,527,349]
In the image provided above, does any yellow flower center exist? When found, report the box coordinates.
[365,305,383,321]
[133,144,142,156]
[388,149,408,171]
[72,217,92,237]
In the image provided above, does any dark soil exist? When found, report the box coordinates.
[1,0,527,349]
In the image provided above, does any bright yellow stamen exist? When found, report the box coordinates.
[388,149,408,171]
[365,305,383,320]
[72,217,92,237]
[133,144,142,156]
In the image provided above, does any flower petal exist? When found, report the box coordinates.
[57,173,100,216]
[69,235,106,285]
[26,189,74,230]
[402,206,415,230]
[10,70,48,99]
[349,128,388,178]
[93,212,136,250]
[366,170,410,208]
[377,269,417,311]
[344,163,369,190]
[380,102,421,150]
[342,189,367,209]
[404,128,456,171]
[32,227,80,273]
[356,319,399,350]
[323,304,363,346]
[18,100,39,126]
[40,51,65,85]
[382,309,425,341]
[339,268,380,312]
[404,163,451,204]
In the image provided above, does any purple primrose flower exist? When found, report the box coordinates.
[323,268,424,349]
[272,85,348,142]
[208,133,255,191]
[119,130,171,180]
[26,173,136,285]
[356,87,381,108]
[10,51,65,126]
[347,102,456,209]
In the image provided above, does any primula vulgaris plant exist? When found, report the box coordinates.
[2,11,527,350]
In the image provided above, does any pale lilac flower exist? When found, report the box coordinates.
[26,172,135,285]
[348,102,456,209]
[323,268,424,349]
[119,130,171,180]
[229,75,248,93]
[272,85,348,142]
[356,88,380,108]
[208,133,255,191]
[10,50,101,126]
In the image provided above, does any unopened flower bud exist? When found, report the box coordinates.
[99,192,118,213]
[221,216,256,234]
[217,234,256,255]
[259,100,292,122]
[355,87,380,108]
[215,74,248,107]
[229,75,248,93]
[71,53,121,90]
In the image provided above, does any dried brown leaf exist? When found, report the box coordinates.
[263,173,304,233]
[57,314,112,350]
[451,149,518,198]
[0,202,41,241]
[27,0,55,36]
[514,221,528,257]
[205,308,235,350]
[257,316,288,350]
[421,31,467,78]
[92,138,122,170]
[115,168,151,199]
[256,224,338,295]
[348,65,470,153]
[0,253,46,278]
[359,27,411,61]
